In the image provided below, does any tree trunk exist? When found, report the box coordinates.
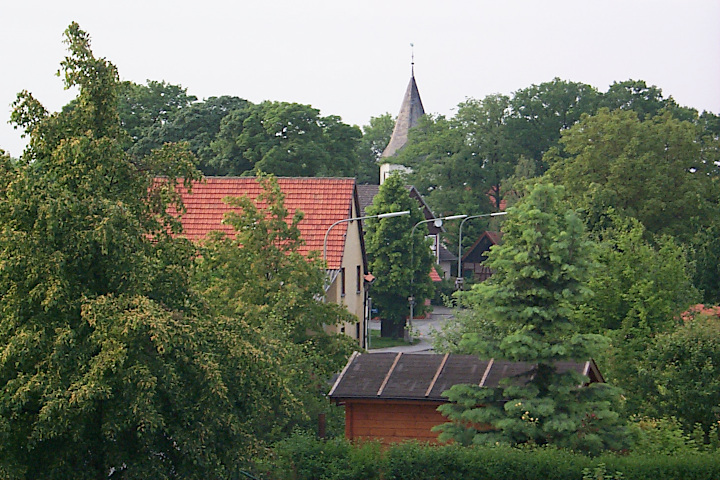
[380,317,405,339]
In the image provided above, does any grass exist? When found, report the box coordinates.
[368,329,419,349]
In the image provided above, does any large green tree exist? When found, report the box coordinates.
[0,23,292,479]
[128,94,251,174]
[210,100,361,177]
[546,108,720,242]
[597,79,699,122]
[364,174,435,339]
[506,78,600,173]
[576,215,699,414]
[117,79,197,145]
[436,184,626,454]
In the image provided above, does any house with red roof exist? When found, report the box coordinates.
[171,176,370,347]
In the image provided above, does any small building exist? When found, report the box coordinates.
[328,352,603,445]
[461,231,502,282]
[168,176,370,346]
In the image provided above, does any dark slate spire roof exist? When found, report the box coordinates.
[381,72,425,158]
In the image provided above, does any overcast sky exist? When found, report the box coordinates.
[2,0,719,158]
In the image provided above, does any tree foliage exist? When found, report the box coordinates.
[0,23,352,479]
[356,112,394,184]
[580,215,698,334]
[117,80,197,145]
[208,101,361,177]
[125,94,250,173]
[506,78,600,173]
[436,184,626,454]
[575,215,699,414]
[192,175,357,437]
[637,316,720,438]
[364,174,434,338]
[546,108,720,242]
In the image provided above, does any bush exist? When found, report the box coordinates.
[262,435,720,480]
[627,416,699,455]
[265,432,380,480]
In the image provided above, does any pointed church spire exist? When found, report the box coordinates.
[381,50,425,158]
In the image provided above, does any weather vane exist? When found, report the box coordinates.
[410,42,415,75]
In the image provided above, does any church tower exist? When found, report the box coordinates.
[379,53,425,184]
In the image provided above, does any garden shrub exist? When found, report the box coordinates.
[263,435,720,480]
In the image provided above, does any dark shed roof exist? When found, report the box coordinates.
[329,352,603,403]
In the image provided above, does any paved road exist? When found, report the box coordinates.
[368,305,454,353]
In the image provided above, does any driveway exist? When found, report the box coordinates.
[368,305,454,354]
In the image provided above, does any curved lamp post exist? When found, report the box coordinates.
[323,210,410,264]
[456,211,508,288]
[408,214,467,338]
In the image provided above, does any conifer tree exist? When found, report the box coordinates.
[436,184,627,454]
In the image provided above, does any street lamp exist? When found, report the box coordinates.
[322,210,410,264]
[456,212,508,288]
[408,214,468,338]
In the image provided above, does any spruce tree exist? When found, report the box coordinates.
[436,183,627,454]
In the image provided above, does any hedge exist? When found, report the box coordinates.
[260,434,720,480]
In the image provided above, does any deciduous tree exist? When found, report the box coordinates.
[638,315,720,439]
[212,100,361,177]
[0,23,302,479]
[364,174,434,338]
[546,108,720,243]
[117,79,197,145]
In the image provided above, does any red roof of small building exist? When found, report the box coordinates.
[169,177,357,270]
[680,304,720,322]
[429,268,442,282]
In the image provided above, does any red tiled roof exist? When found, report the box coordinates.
[168,177,356,270]
[680,304,720,322]
[430,268,442,282]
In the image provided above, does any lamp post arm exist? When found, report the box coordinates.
[323,210,410,265]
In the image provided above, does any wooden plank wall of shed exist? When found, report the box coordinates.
[345,400,447,445]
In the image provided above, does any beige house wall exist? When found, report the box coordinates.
[325,200,366,346]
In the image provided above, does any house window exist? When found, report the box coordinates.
[341,267,346,297]
[356,265,361,294]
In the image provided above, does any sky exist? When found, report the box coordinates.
[2,0,719,158]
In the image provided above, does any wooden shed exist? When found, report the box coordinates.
[328,352,603,445]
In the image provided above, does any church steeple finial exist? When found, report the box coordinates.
[410,42,415,77]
